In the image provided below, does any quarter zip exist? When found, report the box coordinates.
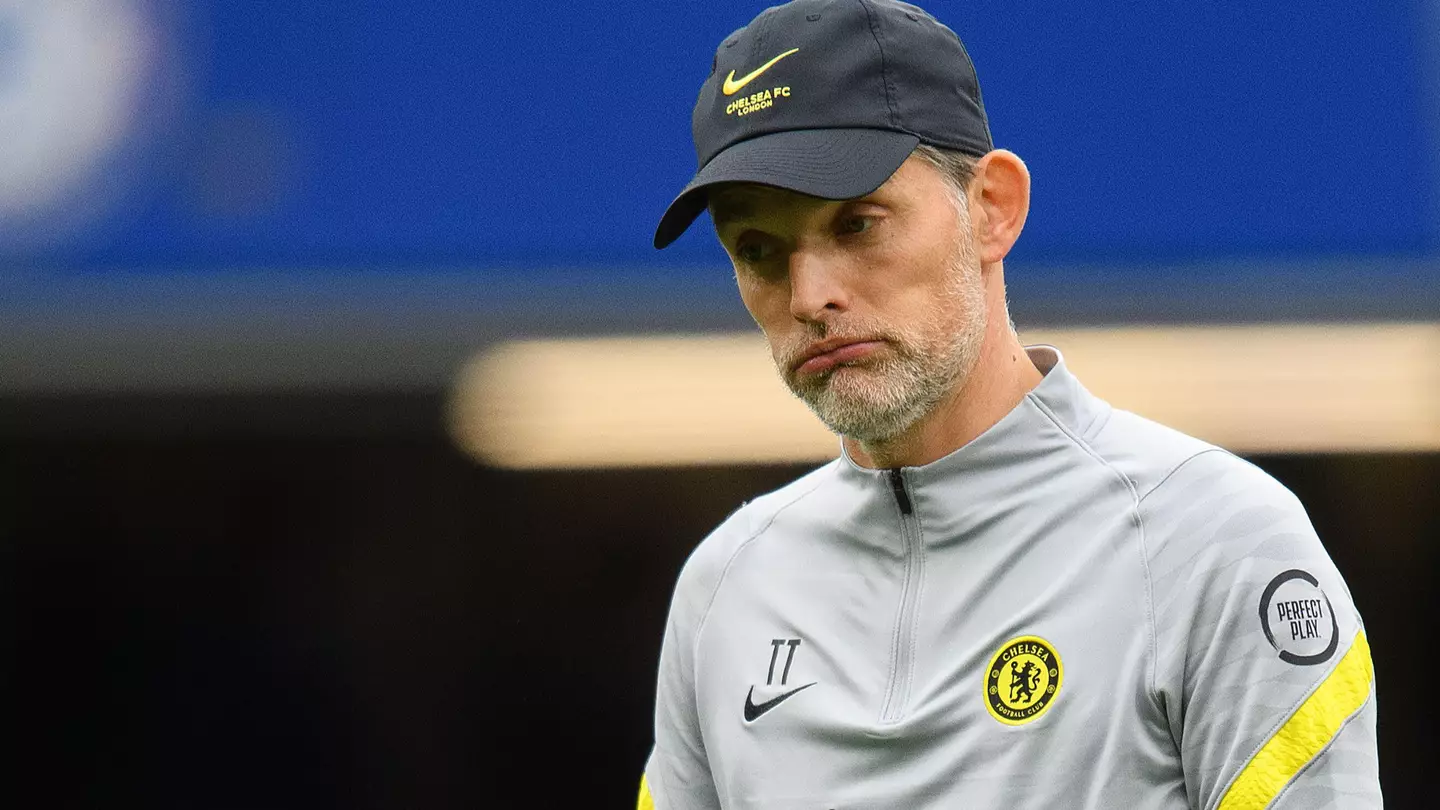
[888,467,913,515]
[880,469,923,724]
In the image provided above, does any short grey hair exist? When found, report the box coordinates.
[912,143,1023,336]
[910,143,979,210]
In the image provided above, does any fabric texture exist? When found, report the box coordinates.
[643,346,1380,809]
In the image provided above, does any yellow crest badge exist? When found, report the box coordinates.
[984,635,1063,725]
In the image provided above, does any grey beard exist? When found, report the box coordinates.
[781,257,988,445]
[792,344,961,442]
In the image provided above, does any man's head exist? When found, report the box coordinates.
[655,0,1031,446]
[708,146,1029,442]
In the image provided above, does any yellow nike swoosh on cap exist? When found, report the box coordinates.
[722,48,800,96]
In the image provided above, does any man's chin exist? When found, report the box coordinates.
[789,360,876,394]
[797,367,963,443]
[811,364,898,399]
[801,390,923,442]
[811,403,920,444]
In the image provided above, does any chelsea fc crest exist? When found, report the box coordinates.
[984,635,1063,725]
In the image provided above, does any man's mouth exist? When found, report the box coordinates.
[792,338,886,376]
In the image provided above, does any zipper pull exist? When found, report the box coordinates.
[888,468,913,516]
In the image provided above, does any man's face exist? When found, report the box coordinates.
[710,155,989,443]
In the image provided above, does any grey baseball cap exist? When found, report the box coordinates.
[653,0,993,249]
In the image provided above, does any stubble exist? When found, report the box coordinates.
[772,235,989,444]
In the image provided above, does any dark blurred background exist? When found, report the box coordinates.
[3,1,1437,807]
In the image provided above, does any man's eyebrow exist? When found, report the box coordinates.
[708,196,753,226]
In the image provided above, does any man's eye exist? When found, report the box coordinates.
[840,216,873,234]
[736,242,769,262]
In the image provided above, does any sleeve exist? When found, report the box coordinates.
[1142,451,1381,810]
[641,540,725,810]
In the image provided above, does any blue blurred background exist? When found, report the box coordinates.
[3,0,1438,396]
[3,1,1437,807]
[5,0,1439,268]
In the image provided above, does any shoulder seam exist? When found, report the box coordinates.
[1024,394,1137,498]
[1136,447,1234,507]
[1025,393,1162,713]
[690,471,833,665]
[1084,398,1115,440]
[1131,448,1229,709]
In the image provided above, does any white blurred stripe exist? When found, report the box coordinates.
[445,333,832,468]
[446,323,1440,469]
[1026,323,1440,454]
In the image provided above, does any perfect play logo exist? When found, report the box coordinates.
[1259,569,1339,666]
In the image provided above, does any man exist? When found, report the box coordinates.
[640,1,1381,808]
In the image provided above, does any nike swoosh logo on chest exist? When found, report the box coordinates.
[743,682,816,722]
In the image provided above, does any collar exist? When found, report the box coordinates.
[836,345,1110,487]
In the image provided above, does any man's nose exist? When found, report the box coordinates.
[787,249,849,323]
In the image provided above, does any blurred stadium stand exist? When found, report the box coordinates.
[2,0,1437,806]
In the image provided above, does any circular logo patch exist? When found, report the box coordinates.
[984,635,1063,725]
[1259,569,1339,666]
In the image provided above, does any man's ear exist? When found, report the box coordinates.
[968,149,1030,265]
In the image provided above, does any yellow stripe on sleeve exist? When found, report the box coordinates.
[1216,630,1375,810]
[637,773,655,810]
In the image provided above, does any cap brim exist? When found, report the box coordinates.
[653,128,921,249]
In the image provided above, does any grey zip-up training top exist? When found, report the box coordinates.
[642,346,1379,809]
